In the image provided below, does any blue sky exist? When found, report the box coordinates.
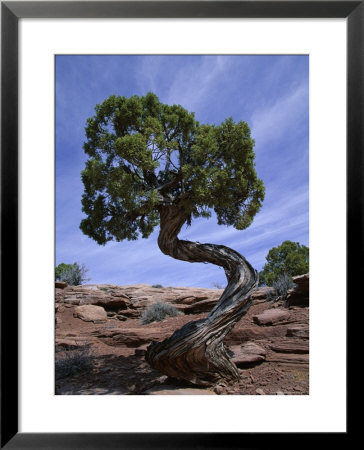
[56,55,309,288]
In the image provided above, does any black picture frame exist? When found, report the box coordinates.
[1,1,357,448]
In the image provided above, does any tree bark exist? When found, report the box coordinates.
[145,204,258,386]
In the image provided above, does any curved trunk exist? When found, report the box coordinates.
[145,205,258,386]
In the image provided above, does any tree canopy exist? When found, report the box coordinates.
[259,240,309,286]
[80,92,265,245]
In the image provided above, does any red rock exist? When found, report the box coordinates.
[214,385,224,395]
[286,325,309,339]
[172,295,209,305]
[134,344,149,356]
[73,305,107,323]
[250,286,275,301]
[55,304,65,313]
[183,298,220,314]
[230,342,266,366]
[117,309,140,319]
[55,283,310,395]
[255,388,265,395]
[266,353,309,365]
[57,283,223,317]
[144,386,216,395]
[116,315,127,321]
[286,273,309,306]
[95,328,162,348]
[226,324,288,345]
[55,290,65,302]
[252,309,291,326]
[270,340,309,354]
[293,385,304,392]
[96,297,131,310]
[55,338,87,351]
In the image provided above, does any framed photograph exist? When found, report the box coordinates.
[2,1,358,447]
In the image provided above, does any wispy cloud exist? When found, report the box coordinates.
[164,56,230,110]
[56,55,309,287]
[251,80,309,150]
[135,55,235,114]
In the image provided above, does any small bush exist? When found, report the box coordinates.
[141,302,181,325]
[55,345,94,380]
[212,282,224,289]
[151,284,163,288]
[264,274,295,304]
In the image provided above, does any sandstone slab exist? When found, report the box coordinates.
[286,325,309,339]
[230,342,266,366]
[144,385,216,395]
[270,340,309,354]
[74,305,107,323]
[58,284,223,318]
[55,303,65,313]
[182,298,220,314]
[252,309,290,326]
[266,353,309,366]
[134,344,149,356]
[55,338,90,351]
[117,309,140,319]
[286,273,309,306]
[226,324,289,345]
[250,286,275,301]
[95,328,162,348]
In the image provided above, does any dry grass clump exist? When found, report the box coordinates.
[141,302,182,325]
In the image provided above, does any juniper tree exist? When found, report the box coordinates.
[55,262,89,286]
[259,240,309,286]
[80,93,265,385]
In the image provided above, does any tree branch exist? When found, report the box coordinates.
[156,172,183,194]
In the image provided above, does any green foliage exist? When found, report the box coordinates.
[55,262,90,286]
[55,263,73,281]
[151,284,163,288]
[141,302,181,325]
[259,241,309,286]
[80,93,265,244]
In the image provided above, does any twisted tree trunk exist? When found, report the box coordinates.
[145,204,258,386]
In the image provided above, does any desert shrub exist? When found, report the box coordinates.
[55,262,90,286]
[212,282,224,289]
[263,273,295,305]
[273,273,295,298]
[55,345,94,380]
[264,273,295,304]
[152,284,163,288]
[265,287,276,302]
[141,302,181,325]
